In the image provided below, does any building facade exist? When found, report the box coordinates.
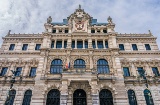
[0,6,160,105]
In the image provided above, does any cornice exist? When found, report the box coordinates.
[119,51,160,55]
[0,51,41,55]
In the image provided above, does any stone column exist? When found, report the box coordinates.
[62,39,64,49]
[131,63,137,76]
[23,64,30,77]
[90,81,99,105]
[103,39,106,49]
[54,39,57,49]
[83,40,85,49]
[144,64,152,76]
[95,39,98,49]
[60,80,68,105]
[75,39,77,49]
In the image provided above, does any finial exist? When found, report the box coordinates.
[79,4,81,9]
[8,30,11,35]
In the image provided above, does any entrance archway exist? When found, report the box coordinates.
[73,89,87,105]
[46,89,60,105]
[99,89,113,105]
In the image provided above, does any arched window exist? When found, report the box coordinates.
[73,89,86,105]
[128,89,137,105]
[74,59,86,68]
[22,90,32,105]
[99,89,113,105]
[144,89,154,105]
[50,59,63,73]
[97,59,110,73]
[5,89,16,105]
[46,89,60,105]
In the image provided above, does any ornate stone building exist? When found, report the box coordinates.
[0,5,160,105]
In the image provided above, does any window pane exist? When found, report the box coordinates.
[29,67,37,77]
[144,89,154,105]
[22,44,28,50]
[0,67,8,76]
[97,59,109,74]
[22,90,32,105]
[72,41,75,48]
[137,67,144,75]
[92,41,96,48]
[77,41,83,48]
[85,41,88,48]
[50,59,62,74]
[152,67,160,76]
[97,41,103,48]
[119,44,124,50]
[74,59,86,68]
[132,44,138,50]
[145,44,151,50]
[128,90,138,105]
[9,44,15,50]
[123,67,130,76]
[105,41,108,48]
[35,44,41,50]
[51,41,54,48]
[56,41,62,48]
[15,67,22,76]
[6,90,16,105]
[64,41,67,48]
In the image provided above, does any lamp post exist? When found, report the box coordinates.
[4,70,16,105]
[137,69,148,88]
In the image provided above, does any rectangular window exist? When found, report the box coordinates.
[152,67,160,76]
[85,41,88,48]
[15,67,22,76]
[52,30,56,33]
[103,29,107,33]
[119,44,124,50]
[35,44,41,50]
[97,41,103,48]
[9,44,15,50]
[65,30,68,33]
[137,67,143,75]
[132,44,138,50]
[72,41,75,48]
[56,41,62,48]
[51,41,54,48]
[145,44,151,50]
[105,41,108,48]
[91,30,95,33]
[77,41,83,48]
[123,67,130,76]
[29,67,37,77]
[0,67,8,76]
[22,44,28,50]
[92,41,96,48]
[64,41,67,48]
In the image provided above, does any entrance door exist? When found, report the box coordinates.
[46,89,60,105]
[99,89,113,105]
[73,89,87,105]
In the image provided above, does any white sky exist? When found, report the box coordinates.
[0,0,160,48]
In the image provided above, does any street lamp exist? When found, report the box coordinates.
[4,70,16,105]
[137,69,148,88]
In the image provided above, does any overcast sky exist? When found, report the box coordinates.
[0,0,160,48]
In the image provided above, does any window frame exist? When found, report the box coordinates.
[0,67,8,76]
[50,59,63,74]
[119,44,125,50]
[77,41,83,49]
[29,67,37,77]
[152,67,160,76]
[9,44,15,51]
[145,44,151,50]
[132,44,138,51]
[74,59,86,69]
[97,59,110,74]
[97,41,103,49]
[35,44,41,50]
[56,41,62,48]
[22,44,28,51]
[123,67,130,77]
[15,67,22,77]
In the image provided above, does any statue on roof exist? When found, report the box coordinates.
[47,16,52,24]
[107,16,112,24]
